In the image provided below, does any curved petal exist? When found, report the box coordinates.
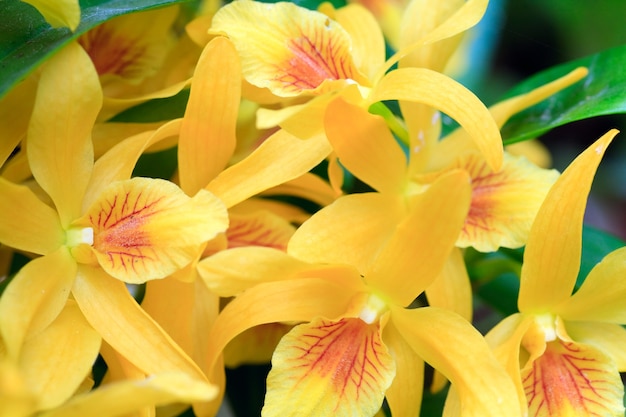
[179,37,241,195]
[485,313,534,414]
[521,338,624,417]
[205,276,364,380]
[0,178,64,255]
[27,42,101,227]
[366,170,471,307]
[398,0,465,71]
[369,68,502,171]
[518,130,618,313]
[72,266,209,382]
[207,129,332,208]
[21,0,80,30]
[197,246,318,297]
[0,248,75,359]
[556,246,626,323]
[383,320,424,417]
[454,151,559,252]
[324,98,408,194]
[288,192,404,273]
[38,373,217,417]
[565,321,626,371]
[210,1,367,96]
[19,300,101,410]
[263,317,395,417]
[334,4,385,80]
[392,306,522,417]
[83,178,228,283]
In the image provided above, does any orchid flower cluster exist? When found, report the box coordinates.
[1,0,625,416]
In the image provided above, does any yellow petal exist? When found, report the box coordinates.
[19,300,101,410]
[210,0,367,96]
[455,151,559,251]
[0,248,75,359]
[141,278,199,361]
[85,119,182,210]
[380,0,487,78]
[72,266,209,382]
[288,193,404,273]
[370,68,503,171]
[565,321,626,370]
[0,75,36,168]
[179,37,241,195]
[485,313,535,415]
[21,0,80,30]
[197,246,316,297]
[0,358,37,417]
[518,129,619,313]
[0,178,64,255]
[263,317,395,417]
[334,4,385,81]
[521,338,624,417]
[27,42,101,227]
[398,0,465,71]
[226,210,295,250]
[38,373,217,417]
[556,246,626,323]
[91,121,170,158]
[207,129,332,208]
[260,172,338,208]
[392,306,522,417]
[383,320,424,417]
[366,170,471,307]
[83,177,228,283]
[324,98,408,194]
[205,275,364,380]
[426,247,472,321]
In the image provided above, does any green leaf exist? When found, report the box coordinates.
[500,45,626,144]
[0,0,191,99]
[577,225,626,289]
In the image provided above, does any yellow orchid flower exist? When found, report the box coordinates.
[0,42,226,411]
[21,0,80,31]
[199,171,521,417]
[209,0,503,171]
[483,129,626,417]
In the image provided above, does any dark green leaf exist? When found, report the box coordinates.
[500,45,626,144]
[577,225,626,288]
[0,0,191,99]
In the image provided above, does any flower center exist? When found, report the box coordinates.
[66,227,94,247]
[358,293,388,324]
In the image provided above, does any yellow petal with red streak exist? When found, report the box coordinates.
[456,151,559,251]
[522,338,624,417]
[263,317,395,417]
[210,1,367,96]
[226,211,295,251]
[84,177,227,283]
